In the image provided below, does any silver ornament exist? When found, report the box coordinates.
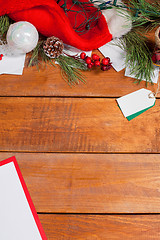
[6,21,39,54]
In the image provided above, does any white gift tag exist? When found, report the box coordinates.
[117,88,156,121]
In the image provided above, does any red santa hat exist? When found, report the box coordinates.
[0,0,113,51]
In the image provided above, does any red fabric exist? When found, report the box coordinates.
[0,0,112,50]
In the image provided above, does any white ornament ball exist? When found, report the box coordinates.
[7,21,39,54]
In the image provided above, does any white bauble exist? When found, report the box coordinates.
[7,21,39,54]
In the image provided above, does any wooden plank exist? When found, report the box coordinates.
[0,51,158,97]
[1,153,160,213]
[0,97,159,153]
[39,214,160,240]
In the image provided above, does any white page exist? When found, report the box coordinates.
[5,67,24,75]
[0,162,42,240]
[99,38,126,72]
[0,46,26,75]
[125,65,159,83]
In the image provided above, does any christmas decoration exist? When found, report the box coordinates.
[28,41,88,87]
[87,63,93,69]
[43,36,64,58]
[100,0,132,38]
[85,57,92,65]
[6,21,39,54]
[80,52,86,60]
[92,54,100,61]
[102,57,110,66]
[101,57,112,71]
[0,54,3,60]
[102,0,160,83]
[152,26,160,67]
[155,26,160,49]
[0,0,112,51]
[152,52,160,66]
[0,0,159,86]
[0,15,11,36]
[94,60,100,67]
[0,16,88,86]
[117,29,155,83]
[80,52,112,70]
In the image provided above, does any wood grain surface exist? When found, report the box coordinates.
[0,44,159,239]
[0,97,159,153]
[39,214,160,240]
[0,52,158,97]
[0,153,160,213]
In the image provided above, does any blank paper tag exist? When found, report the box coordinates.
[117,88,156,121]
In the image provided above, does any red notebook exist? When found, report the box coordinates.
[0,156,47,240]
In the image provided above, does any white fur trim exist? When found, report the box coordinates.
[102,0,132,38]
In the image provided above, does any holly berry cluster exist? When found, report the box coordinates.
[80,52,112,71]
[152,50,160,66]
[0,54,3,61]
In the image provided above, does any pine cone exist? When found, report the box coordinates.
[43,36,64,58]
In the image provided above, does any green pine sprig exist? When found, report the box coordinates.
[28,40,87,86]
[0,15,12,36]
[28,40,55,68]
[127,0,160,31]
[56,55,87,87]
[107,0,160,84]
[117,29,155,84]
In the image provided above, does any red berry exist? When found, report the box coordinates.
[152,54,157,63]
[90,62,94,67]
[92,54,100,61]
[94,60,100,67]
[155,52,160,61]
[0,54,3,58]
[87,63,93,69]
[106,64,112,70]
[85,57,92,64]
[101,65,107,71]
[101,63,112,71]
[102,57,110,65]
[80,52,86,60]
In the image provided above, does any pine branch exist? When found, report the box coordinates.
[94,0,160,31]
[28,42,87,86]
[117,29,155,84]
[0,15,12,36]
[125,0,160,31]
[56,55,87,87]
[28,40,55,68]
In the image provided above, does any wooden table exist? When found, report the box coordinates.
[0,50,160,239]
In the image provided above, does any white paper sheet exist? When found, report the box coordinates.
[0,46,26,75]
[0,162,42,240]
[125,65,160,83]
[99,38,126,72]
